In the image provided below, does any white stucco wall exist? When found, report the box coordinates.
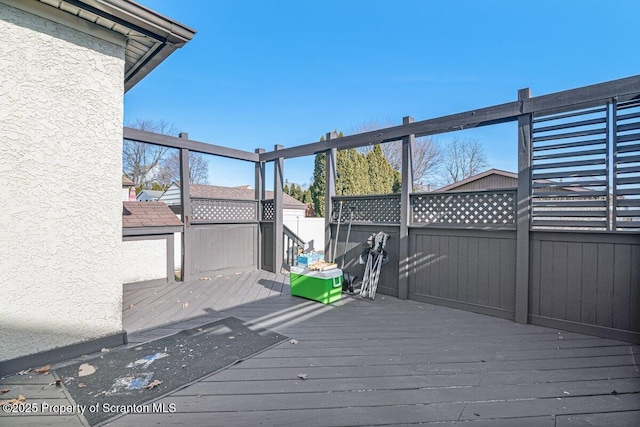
[122,240,167,283]
[0,3,125,361]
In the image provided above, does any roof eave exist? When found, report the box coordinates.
[58,0,196,92]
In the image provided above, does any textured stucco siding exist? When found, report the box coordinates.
[0,4,125,361]
[122,240,167,283]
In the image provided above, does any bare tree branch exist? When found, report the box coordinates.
[157,151,209,185]
[348,120,441,188]
[124,119,210,186]
[441,137,488,185]
[122,140,169,188]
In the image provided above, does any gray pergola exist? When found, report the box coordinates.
[123,74,640,343]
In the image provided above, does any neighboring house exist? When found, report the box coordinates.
[436,169,517,192]
[159,183,307,217]
[137,189,164,202]
[122,202,183,285]
[122,175,135,201]
[437,169,613,228]
[0,0,194,370]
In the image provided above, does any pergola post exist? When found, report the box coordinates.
[179,132,191,282]
[398,116,415,300]
[255,148,265,270]
[273,145,284,272]
[324,132,338,261]
[515,88,532,324]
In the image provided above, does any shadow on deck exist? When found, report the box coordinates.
[119,270,640,426]
[2,269,639,426]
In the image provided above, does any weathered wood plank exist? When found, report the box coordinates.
[501,237,516,312]
[124,127,259,162]
[460,393,640,421]
[254,343,639,361]
[565,242,583,323]
[552,241,568,320]
[167,378,640,412]
[539,240,554,318]
[458,236,469,302]
[221,354,635,380]
[477,238,490,306]
[596,243,615,328]
[0,415,84,426]
[258,75,640,162]
[530,238,541,316]
[613,244,632,331]
[556,411,640,427]
[448,236,459,301]
[488,238,500,309]
[468,237,479,304]
[109,401,468,426]
[581,242,598,325]
[632,245,640,333]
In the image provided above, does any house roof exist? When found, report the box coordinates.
[31,0,196,92]
[122,201,182,228]
[137,189,164,199]
[436,168,595,193]
[190,184,307,210]
[122,175,135,186]
[436,169,517,192]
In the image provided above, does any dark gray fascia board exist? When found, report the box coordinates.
[63,0,196,92]
[123,127,259,162]
[259,74,640,162]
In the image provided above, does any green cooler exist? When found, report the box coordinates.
[290,266,343,304]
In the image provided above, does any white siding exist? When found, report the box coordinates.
[0,4,125,360]
[283,210,325,252]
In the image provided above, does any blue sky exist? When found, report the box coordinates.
[125,0,640,190]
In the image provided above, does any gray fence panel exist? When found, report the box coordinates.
[188,224,258,274]
[408,228,517,319]
[261,222,274,272]
[529,231,640,340]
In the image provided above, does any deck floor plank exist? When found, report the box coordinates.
[6,269,638,426]
[118,270,640,425]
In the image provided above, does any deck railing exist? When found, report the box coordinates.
[283,225,305,271]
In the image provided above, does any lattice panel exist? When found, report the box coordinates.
[262,200,275,221]
[411,191,516,227]
[531,104,609,230]
[191,199,257,222]
[332,196,401,224]
[614,99,640,231]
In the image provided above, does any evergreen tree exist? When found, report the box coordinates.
[309,151,326,217]
[309,135,400,217]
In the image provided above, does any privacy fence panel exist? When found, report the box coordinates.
[188,198,259,274]
[407,228,516,319]
[529,232,640,340]
[411,190,516,228]
[188,223,258,275]
[332,195,401,224]
[531,104,610,230]
[261,222,274,272]
[614,99,640,231]
[191,199,257,222]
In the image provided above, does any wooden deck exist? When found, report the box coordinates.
[118,270,640,426]
[2,270,639,426]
